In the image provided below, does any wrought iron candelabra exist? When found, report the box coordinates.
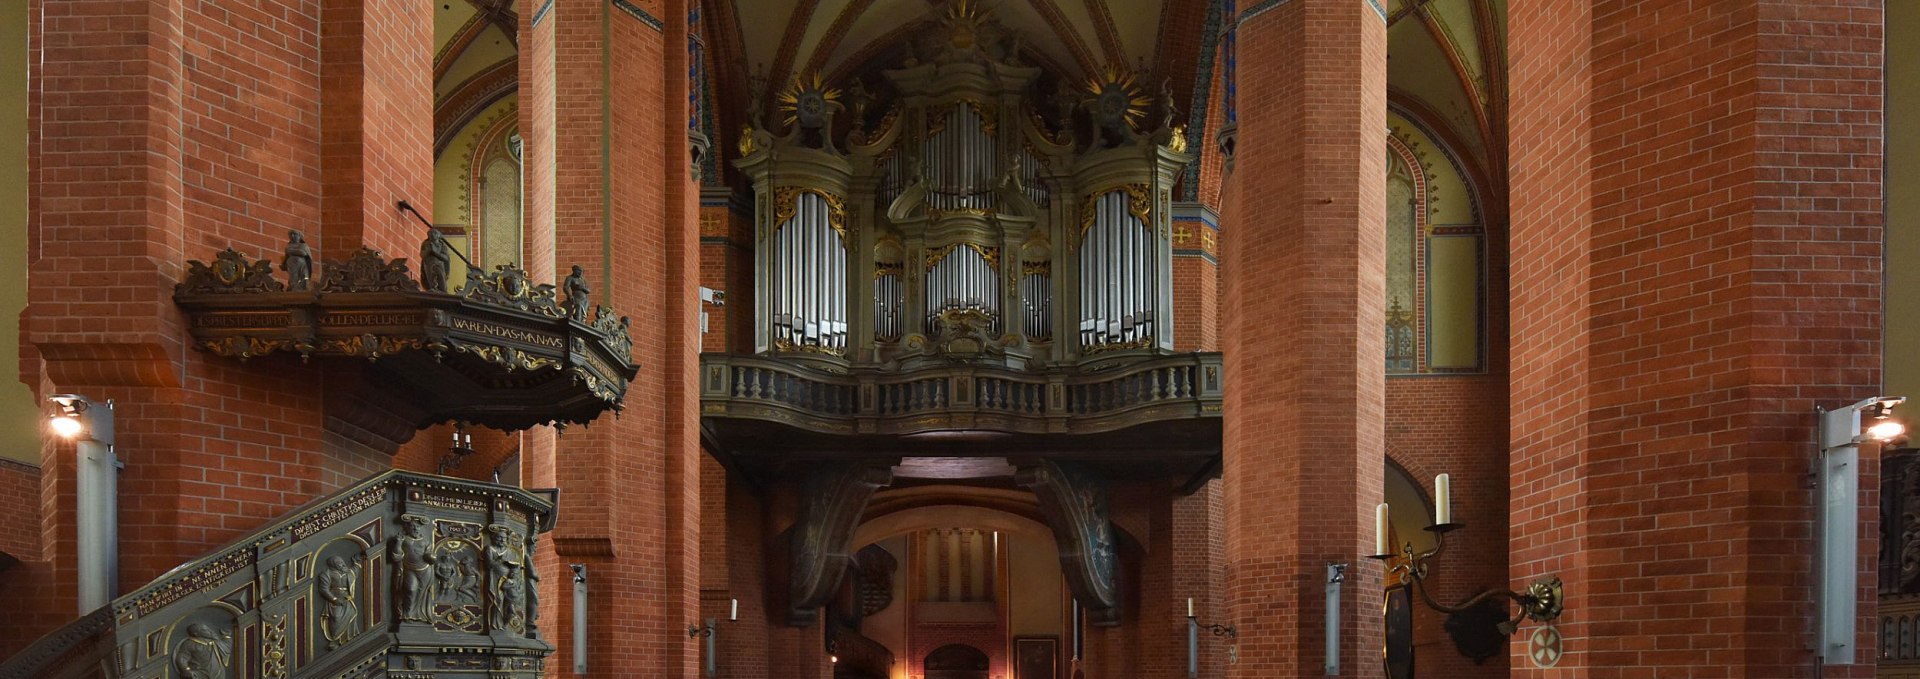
[1368,521,1563,635]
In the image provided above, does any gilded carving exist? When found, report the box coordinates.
[320,249,420,293]
[460,263,564,318]
[260,613,288,679]
[1077,184,1154,243]
[924,243,999,270]
[771,187,850,244]
[198,337,295,360]
[178,249,287,296]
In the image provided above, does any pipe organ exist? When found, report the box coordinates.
[734,3,1190,368]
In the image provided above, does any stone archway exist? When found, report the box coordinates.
[923,643,990,679]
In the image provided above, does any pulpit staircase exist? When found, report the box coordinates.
[0,471,557,679]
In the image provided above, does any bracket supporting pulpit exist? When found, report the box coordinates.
[787,463,894,625]
[1018,460,1122,624]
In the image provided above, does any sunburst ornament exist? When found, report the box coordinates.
[776,72,841,130]
[944,0,987,49]
[1085,66,1153,133]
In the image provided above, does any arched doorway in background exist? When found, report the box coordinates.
[924,643,990,679]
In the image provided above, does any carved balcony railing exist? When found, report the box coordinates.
[0,471,557,679]
[700,352,1221,438]
[173,244,637,433]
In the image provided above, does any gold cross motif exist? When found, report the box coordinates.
[700,214,723,234]
[1172,226,1193,246]
[1202,231,1217,251]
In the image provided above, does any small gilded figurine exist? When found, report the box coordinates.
[283,230,313,291]
[563,265,592,321]
[421,228,452,293]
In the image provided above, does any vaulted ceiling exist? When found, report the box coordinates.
[425,0,1508,208]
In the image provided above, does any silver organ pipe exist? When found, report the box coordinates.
[1019,149,1050,207]
[927,105,995,212]
[1081,190,1155,350]
[774,192,847,351]
[1022,267,1051,340]
[926,244,1000,334]
[879,152,907,209]
[875,264,903,341]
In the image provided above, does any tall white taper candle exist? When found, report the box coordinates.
[1375,503,1391,555]
[1434,473,1451,525]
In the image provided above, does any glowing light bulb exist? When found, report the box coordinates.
[48,415,83,439]
[1869,419,1906,441]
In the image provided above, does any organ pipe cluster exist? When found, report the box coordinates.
[1079,190,1157,350]
[772,191,849,352]
[732,2,1190,366]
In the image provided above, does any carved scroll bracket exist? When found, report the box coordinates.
[788,463,894,626]
[1017,460,1121,624]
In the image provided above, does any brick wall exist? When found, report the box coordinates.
[0,459,40,560]
[1509,0,1885,674]
[1220,1,1388,677]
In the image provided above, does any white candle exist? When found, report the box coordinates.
[729,598,738,621]
[1434,473,1452,525]
[1375,503,1391,555]
[464,433,473,448]
[1187,597,1194,618]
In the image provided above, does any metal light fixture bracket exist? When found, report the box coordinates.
[1370,523,1564,635]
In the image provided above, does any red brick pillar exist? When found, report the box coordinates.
[1508,0,1884,674]
[524,0,703,676]
[1220,0,1388,676]
[318,0,434,258]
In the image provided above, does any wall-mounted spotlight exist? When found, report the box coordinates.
[1815,395,1906,665]
[48,394,117,614]
[48,394,111,444]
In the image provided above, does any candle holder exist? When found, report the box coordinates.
[1187,615,1237,639]
[687,623,715,638]
[1368,522,1563,635]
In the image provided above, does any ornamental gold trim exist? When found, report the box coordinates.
[925,243,1000,271]
[1077,183,1154,243]
[771,187,851,245]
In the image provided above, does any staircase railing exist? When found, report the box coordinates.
[0,470,558,679]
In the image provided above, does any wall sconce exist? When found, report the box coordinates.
[1369,473,1564,635]
[437,424,475,476]
[1815,395,1905,665]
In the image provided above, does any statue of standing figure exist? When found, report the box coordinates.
[173,623,232,679]
[283,230,313,291]
[391,514,438,623]
[562,265,592,321]
[318,555,363,648]
[486,525,526,632]
[421,228,452,293]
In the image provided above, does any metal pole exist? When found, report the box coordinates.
[572,564,588,675]
[1188,616,1199,678]
[704,617,717,677]
[1326,563,1346,675]
[74,399,116,613]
